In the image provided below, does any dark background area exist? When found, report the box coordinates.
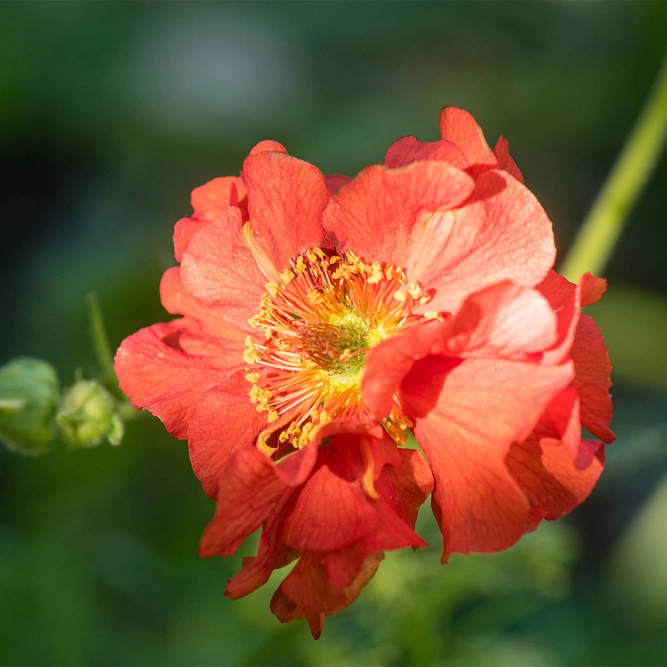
[1,3,666,665]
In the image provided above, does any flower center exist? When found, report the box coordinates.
[244,245,433,453]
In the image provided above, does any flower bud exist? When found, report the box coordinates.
[57,380,124,448]
[0,358,60,455]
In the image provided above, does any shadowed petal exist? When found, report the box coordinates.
[198,440,318,556]
[280,454,379,552]
[507,436,605,520]
[538,272,614,445]
[363,319,450,418]
[401,355,574,558]
[385,136,469,169]
[493,137,524,183]
[225,490,300,600]
[571,315,615,444]
[325,174,352,192]
[270,586,326,639]
[274,550,384,625]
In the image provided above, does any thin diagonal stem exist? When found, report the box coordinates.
[87,292,119,393]
[561,51,667,281]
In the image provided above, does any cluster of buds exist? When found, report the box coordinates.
[0,358,125,455]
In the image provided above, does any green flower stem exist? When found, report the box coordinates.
[87,293,120,394]
[561,52,667,281]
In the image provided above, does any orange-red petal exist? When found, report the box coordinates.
[439,107,496,175]
[274,550,384,622]
[493,137,524,183]
[199,440,318,556]
[114,322,243,439]
[413,170,556,313]
[173,176,247,262]
[323,161,475,276]
[385,136,469,170]
[506,436,605,520]
[187,375,270,499]
[243,151,330,270]
[401,355,574,559]
[160,266,246,340]
[179,213,267,330]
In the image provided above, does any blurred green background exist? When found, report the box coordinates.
[2,3,667,665]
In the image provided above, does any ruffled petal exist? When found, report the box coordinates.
[243,151,330,270]
[198,440,318,556]
[270,586,326,639]
[439,107,496,175]
[414,170,556,313]
[537,272,614,444]
[320,500,425,590]
[378,449,434,525]
[324,161,475,278]
[325,174,352,192]
[280,442,379,552]
[328,453,432,576]
[187,374,275,499]
[174,177,247,262]
[363,283,560,419]
[506,436,605,520]
[225,490,299,600]
[274,550,384,622]
[571,314,614,444]
[440,281,558,359]
[179,210,267,329]
[532,387,585,465]
[385,136,469,170]
[160,267,246,340]
[580,275,607,307]
[401,355,575,558]
[537,270,607,311]
[114,323,241,440]
[320,453,432,589]
[493,137,524,183]
[363,319,450,418]
[224,427,404,602]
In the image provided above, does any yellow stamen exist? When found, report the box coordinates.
[243,247,435,453]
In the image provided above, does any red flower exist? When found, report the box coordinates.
[115,107,613,637]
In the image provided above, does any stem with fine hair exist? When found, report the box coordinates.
[87,293,119,394]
